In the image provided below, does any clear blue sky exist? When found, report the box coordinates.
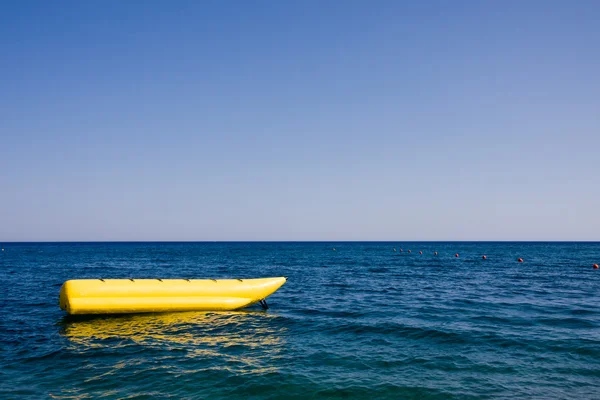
[1,1,599,241]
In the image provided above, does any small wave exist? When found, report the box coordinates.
[368,268,388,273]
[536,317,598,329]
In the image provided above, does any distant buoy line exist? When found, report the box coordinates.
[327,246,596,268]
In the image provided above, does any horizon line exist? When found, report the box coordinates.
[2,240,599,244]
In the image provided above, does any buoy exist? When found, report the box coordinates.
[455,253,459,258]
[482,255,487,260]
[593,264,599,269]
[419,251,423,255]
[332,248,336,251]
[408,250,411,253]
[517,258,523,263]
[434,251,438,255]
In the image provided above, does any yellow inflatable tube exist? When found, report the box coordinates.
[59,277,286,315]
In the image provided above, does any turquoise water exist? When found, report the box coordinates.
[1,242,599,399]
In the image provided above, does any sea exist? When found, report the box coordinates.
[1,242,599,399]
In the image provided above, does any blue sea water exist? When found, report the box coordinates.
[0,242,599,399]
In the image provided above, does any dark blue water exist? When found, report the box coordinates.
[1,242,599,399]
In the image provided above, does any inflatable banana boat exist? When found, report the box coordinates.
[59,277,286,315]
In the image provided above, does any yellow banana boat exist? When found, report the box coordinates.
[59,277,286,315]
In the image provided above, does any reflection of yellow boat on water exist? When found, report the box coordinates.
[59,277,286,315]
[60,311,286,375]
[61,311,283,346]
